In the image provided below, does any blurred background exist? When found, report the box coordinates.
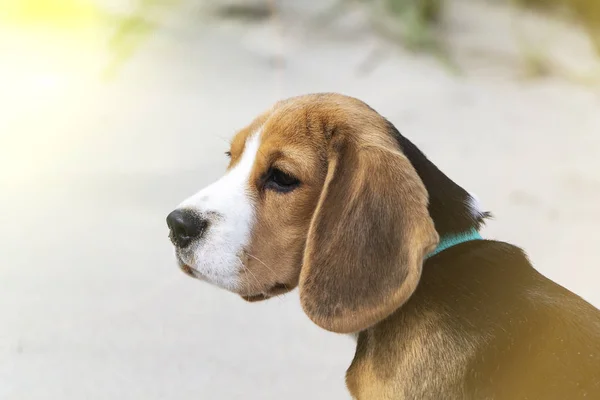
[1,0,599,399]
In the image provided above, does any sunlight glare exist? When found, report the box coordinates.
[0,0,112,184]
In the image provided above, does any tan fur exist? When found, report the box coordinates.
[226,93,439,395]
[346,310,484,400]
[227,110,270,170]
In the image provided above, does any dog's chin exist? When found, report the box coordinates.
[241,293,271,302]
[240,282,294,302]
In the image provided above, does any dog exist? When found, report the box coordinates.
[166,93,600,399]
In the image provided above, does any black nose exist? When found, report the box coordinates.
[166,209,208,248]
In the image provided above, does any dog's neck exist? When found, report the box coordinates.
[386,121,490,237]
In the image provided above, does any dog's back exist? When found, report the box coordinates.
[459,241,600,399]
[347,240,600,399]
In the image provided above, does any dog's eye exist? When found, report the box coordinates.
[266,168,300,193]
[225,151,232,158]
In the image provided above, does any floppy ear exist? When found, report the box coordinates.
[299,131,439,334]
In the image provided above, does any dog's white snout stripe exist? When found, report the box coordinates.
[174,131,262,290]
[180,131,260,215]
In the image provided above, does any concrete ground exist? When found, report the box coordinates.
[1,1,599,399]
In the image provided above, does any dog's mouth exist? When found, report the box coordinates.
[176,253,293,300]
[178,264,291,301]
[179,263,197,278]
[178,262,209,281]
[174,252,204,279]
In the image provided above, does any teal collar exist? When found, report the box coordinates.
[426,228,482,259]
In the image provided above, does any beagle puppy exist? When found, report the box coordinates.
[166,93,600,399]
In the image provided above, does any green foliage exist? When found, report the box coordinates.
[102,0,598,80]
[380,0,442,50]
[387,0,442,23]
[515,0,600,53]
[103,0,181,80]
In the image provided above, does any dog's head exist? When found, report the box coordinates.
[167,93,440,333]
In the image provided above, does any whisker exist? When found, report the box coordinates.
[237,256,262,291]
[245,252,290,297]
[243,253,286,303]
[246,253,286,287]
[215,134,231,144]
[237,256,284,303]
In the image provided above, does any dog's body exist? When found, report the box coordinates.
[167,93,600,399]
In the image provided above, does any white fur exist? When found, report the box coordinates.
[467,191,484,220]
[175,131,262,291]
